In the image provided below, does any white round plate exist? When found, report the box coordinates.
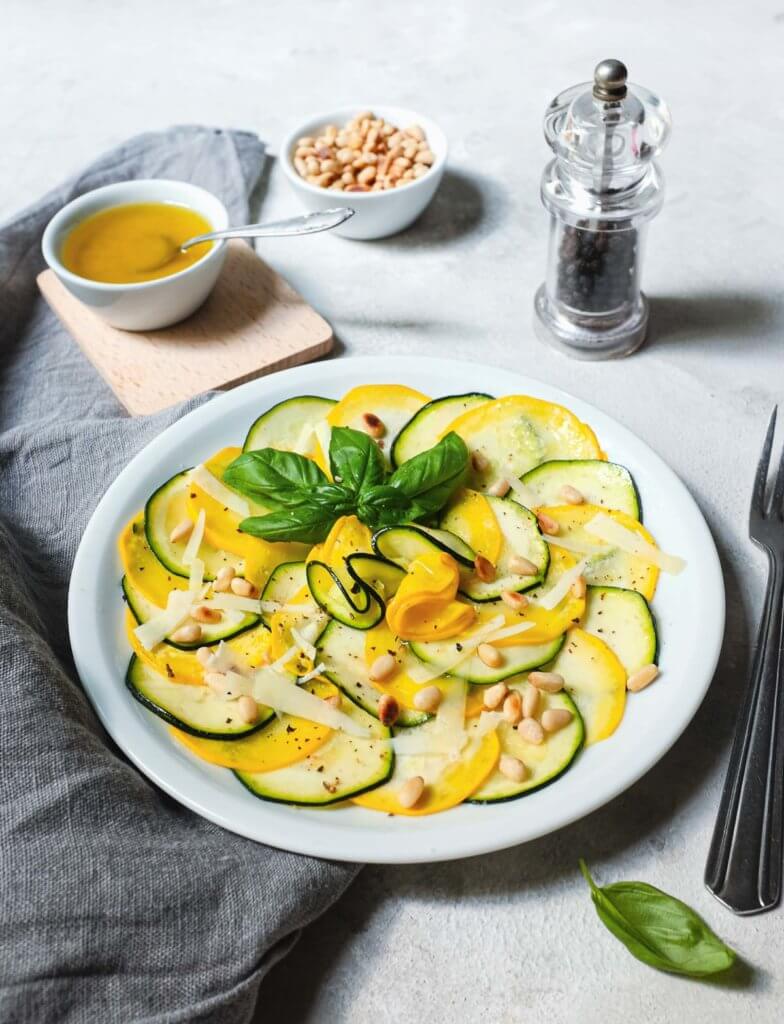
[69,356,724,863]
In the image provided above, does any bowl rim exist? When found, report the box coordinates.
[41,178,229,293]
[279,104,448,201]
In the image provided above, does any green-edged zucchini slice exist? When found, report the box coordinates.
[260,561,309,629]
[580,585,657,675]
[126,655,274,738]
[441,495,549,601]
[317,619,428,727]
[409,632,565,685]
[391,392,493,467]
[372,524,475,570]
[145,471,239,580]
[521,459,641,519]
[122,576,259,649]
[243,395,336,452]
[468,685,583,802]
[346,553,406,603]
[306,561,383,630]
[235,694,393,805]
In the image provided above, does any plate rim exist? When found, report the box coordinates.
[68,355,725,863]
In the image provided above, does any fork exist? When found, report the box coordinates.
[705,407,784,915]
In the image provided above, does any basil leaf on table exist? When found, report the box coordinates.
[579,860,736,978]
[223,449,328,507]
[329,426,386,495]
[386,432,469,519]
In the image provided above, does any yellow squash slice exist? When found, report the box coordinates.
[439,489,503,563]
[327,384,430,460]
[119,514,188,607]
[552,628,627,745]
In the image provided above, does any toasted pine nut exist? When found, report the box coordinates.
[399,775,425,809]
[230,577,259,598]
[213,565,236,593]
[413,685,442,713]
[627,663,659,693]
[571,575,587,599]
[362,412,386,438]
[503,691,523,725]
[196,646,212,666]
[560,485,585,505]
[238,695,259,724]
[522,685,539,718]
[369,653,396,682]
[517,717,544,745]
[499,754,528,783]
[406,124,426,141]
[486,478,510,497]
[418,149,435,165]
[542,708,574,733]
[474,555,496,583]
[169,519,193,544]
[478,643,503,669]
[471,451,489,472]
[205,671,228,694]
[377,694,400,726]
[323,693,342,709]
[483,681,508,710]
[192,605,222,624]
[537,512,560,536]
[509,555,538,576]
[171,623,202,644]
[501,590,529,612]
[528,671,564,693]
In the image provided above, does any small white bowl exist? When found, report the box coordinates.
[280,105,447,240]
[41,180,229,331]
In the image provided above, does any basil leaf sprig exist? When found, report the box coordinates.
[223,427,469,543]
[579,859,736,978]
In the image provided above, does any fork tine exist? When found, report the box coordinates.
[772,409,784,517]
[751,406,777,516]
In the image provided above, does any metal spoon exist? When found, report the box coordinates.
[180,206,354,250]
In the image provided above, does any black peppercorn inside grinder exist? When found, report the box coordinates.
[534,60,671,359]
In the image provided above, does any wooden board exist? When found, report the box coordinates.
[37,240,334,415]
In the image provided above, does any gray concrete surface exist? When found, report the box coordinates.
[4,1,783,1020]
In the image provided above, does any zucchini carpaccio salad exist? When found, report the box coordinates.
[120,385,685,815]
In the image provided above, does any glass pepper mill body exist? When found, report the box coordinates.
[534,60,671,359]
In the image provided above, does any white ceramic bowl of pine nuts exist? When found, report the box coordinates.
[280,106,447,240]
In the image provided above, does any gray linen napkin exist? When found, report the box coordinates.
[0,126,357,1024]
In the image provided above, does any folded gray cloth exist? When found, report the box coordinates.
[0,126,358,1024]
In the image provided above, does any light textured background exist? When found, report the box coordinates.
[3,1,783,1021]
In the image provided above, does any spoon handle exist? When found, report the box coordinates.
[181,207,354,249]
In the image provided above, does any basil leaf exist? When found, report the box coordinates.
[356,484,414,529]
[579,860,736,977]
[223,449,328,508]
[329,426,386,495]
[239,504,337,545]
[387,432,469,517]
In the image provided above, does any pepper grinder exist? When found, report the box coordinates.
[534,60,671,359]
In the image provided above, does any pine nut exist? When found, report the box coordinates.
[471,451,489,473]
[560,484,585,505]
[474,555,496,583]
[362,412,386,439]
[499,754,528,783]
[213,565,236,593]
[230,577,258,598]
[413,685,442,713]
[417,149,435,165]
[537,512,560,536]
[399,775,425,809]
[406,124,425,141]
[205,671,228,695]
[522,685,539,718]
[369,653,396,682]
[196,646,212,666]
[483,681,508,709]
[357,165,376,185]
[486,478,510,497]
[478,643,503,669]
[542,708,574,733]
[509,555,538,576]
[528,671,564,693]
[238,695,259,724]
[501,590,529,611]
[323,693,342,709]
[503,691,523,725]
[192,605,222,624]
[571,575,587,599]
[169,519,193,544]
[377,694,400,726]
[627,664,659,693]
[517,717,544,745]
[171,623,202,644]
